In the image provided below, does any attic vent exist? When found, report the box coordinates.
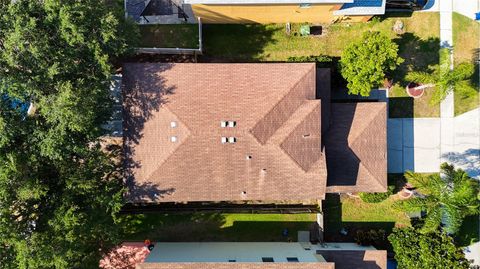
[170,121,177,128]
[228,121,236,127]
[228,137,236,143]
[170,136,178,142]
[220,121,227,128]
[221,137,228,144]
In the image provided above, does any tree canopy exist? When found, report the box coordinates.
[388,227,470,269]
[340,31,403,96]
[0,1,136,268]
[396,163,480,234]
[406,48,476,104]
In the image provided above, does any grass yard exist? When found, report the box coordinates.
[202,13,439,61]
[138,24,199,48]
[120,213,316,242]
[322,193,410,251]
[201,13,441,117]
[452,12,479,116]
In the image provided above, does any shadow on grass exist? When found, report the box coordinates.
[389,96,414,118]
[200,24,277,62]
[119,212,316,242]
[322,194,397,252]
[392,33,440,87]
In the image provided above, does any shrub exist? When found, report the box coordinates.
[354,229,386,246]
[359,185,395,203]
[287,55,333,68]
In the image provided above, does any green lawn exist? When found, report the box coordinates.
[202,13,439,61]
[120,213,316,242]
[202,13,440,117]
[452,12,479,116]
[138,24,199,48]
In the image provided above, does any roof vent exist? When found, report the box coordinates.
[220,121,227,128]
[241,191,247,195]
[246,155,252,160]
[221,137,228,144]
[170,136,178,143]
[228,121,236,127]
[170,121,177,128]
[303,134,310,138]
[261,168,267,173]
[228,137,236,143]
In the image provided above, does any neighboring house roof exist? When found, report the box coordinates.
[184,0,351,4]
[137,263,335,269]
[126,0,151,21]
[325,103,387,193]
[123,63,328,203]
[316,250,387,269]
[333,0,386,16]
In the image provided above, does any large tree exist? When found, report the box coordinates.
[340,31,403,96]
[396,163,480,234]
[388,227,470,269]
[0,1,135,268]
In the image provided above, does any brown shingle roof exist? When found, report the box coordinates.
[316,250,387,269]
[324,103,387,193]
[136,263,335,269]
[123,63,328,203]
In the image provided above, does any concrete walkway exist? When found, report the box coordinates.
[453,0,480,20]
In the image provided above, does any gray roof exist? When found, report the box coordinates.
[126,0,150,22]
[333,0,386,15]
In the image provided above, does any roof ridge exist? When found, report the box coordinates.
[348,103,386,144]
[250,64,316,144]
[350,107,387,189]
[144,106,192,182]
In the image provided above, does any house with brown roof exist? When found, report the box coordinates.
[122,62,387,205]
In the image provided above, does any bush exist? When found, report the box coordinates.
[354,229,386,246]
[359,185,395,203]
[287,55,333,68]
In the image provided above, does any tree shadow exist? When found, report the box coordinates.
[122,63,177,202]
[441,149,480,179]
[199,24,276,62]
[392,33,440,87]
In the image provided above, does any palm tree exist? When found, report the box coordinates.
[406,48,476,104]
[396,163,480,234]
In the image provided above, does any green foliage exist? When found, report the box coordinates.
[396,163,480,234]
[0,1,134,268]
[287,55,333,67]
[354,229,386,246]
[388,227,470,269]
[406,48,476,104]
[340,31,403,96]
[359,185,395,203]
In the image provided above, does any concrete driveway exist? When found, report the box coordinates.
[387,118,441,173]
[388,108,480,180]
